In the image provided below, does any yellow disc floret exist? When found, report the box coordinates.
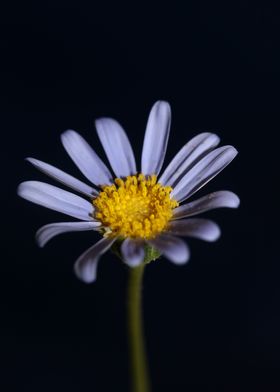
[93,174,178,239]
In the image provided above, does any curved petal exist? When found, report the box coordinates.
[148,234,190,265]
[172,191,240,219]
[167,219,221,242]
[61,130,112,186]
[74,237,116,283]
[141,101,171,175]
[95,118,137,177]
[159,133,220,186]
[121,238,145,267]
[26,157,98,197]
[171,146,238,203]
[17,181,94,221]
[36,221,101,248]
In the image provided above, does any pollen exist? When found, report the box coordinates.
[93,174,179,239]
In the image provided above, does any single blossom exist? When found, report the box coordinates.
[18,101,239,283]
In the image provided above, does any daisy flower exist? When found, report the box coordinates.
[17,101,239,283]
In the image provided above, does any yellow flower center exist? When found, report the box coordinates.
[93,174,178,239]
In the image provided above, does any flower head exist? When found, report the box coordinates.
[94,174,178,239]
[18,101,239,283]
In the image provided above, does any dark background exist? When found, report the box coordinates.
[1,1,279,391]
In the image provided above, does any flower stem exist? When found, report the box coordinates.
[127,263,150,392]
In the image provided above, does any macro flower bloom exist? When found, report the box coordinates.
[18,101,239,283]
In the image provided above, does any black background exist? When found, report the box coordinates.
[1,1,279,391]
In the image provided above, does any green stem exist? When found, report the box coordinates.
[127,263,150,392]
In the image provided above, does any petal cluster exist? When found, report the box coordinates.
[18,101,239,283]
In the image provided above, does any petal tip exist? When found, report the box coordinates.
[229,146,238,158]
[60,129,76,142]
[209,225,221,242]
[94,118,104,128]
[35,228,46,248]
[230,193,240,208]
[95,117,111,126]
[201,221,221,242]
[206,133,220,146]
[153,100,171,114]
[221,191,240,208]
[173,248,190,265]
[156,99,170,105]
[36,238,45,248]
[17,182,26,197]
[74,263,97,284]
[120,239,145,267]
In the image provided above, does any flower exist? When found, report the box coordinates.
[17,101,239,283]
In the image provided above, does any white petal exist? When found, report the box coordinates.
[74,237,116,283]
[121,238,145,267]
[167,219,221,242]
[172,191,240,219]
[36,221,101,247]
[159,133,220,186]
[95,118,137,177]
[26,157,98,197]
[171,146,238,203]
[61,130,112,186]
[148,234,190,265]
[141,101,171,175]
[17,181,94,220]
